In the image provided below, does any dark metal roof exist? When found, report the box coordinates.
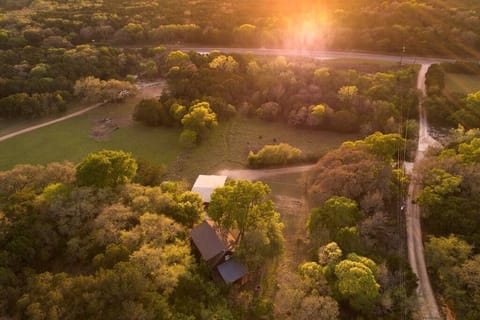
[191,221,227,261]
[217,259,248,284]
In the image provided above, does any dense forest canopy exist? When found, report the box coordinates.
[0,151,285,319]
[0,0,479,56]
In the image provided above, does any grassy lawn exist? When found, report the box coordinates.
[0,98,358,178]
[0,88,181,171]
[0,100,89,137]
[444,72,480,95]
[171,117,359,182]
[321,58,405,73]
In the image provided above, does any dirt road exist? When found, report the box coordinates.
[406,64,442,319]
[216,164,315,180]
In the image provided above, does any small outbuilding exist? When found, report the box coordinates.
[217,259,249,285]
[191,175,227,204]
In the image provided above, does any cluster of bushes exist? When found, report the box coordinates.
[247,143,305,168]
[133,98,218,148]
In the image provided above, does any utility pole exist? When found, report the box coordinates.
[400,44,406,65]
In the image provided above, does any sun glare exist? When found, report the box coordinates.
[289,13,328,50]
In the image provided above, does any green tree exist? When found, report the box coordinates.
[298,262,329,293]
[318,242,343,267]
[337,85,358,105]
[209,55,239,73]
[76,150,137,188]
[181,102,218,135]
[133,158,166,186]
[133,99,174,126]
[308,196,363,237]
[233,24,257,46]
[416,168,462,208]
[208,180,284,269]
[179,129,198,148]
[74,77,136,103]
[458,137,480,163]
[425,235,472,271]
[335,255,380,313]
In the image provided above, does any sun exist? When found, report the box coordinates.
[292,13,328,50]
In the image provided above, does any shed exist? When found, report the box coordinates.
[191,175,227,203]
[217,259,248,284]
[191,220,228,266]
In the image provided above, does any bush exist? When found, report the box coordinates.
[133,158,166,186]
[179,129,198,148]
[248,143,304,168]
[133,99,174,126]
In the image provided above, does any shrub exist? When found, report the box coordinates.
[179,129,198,148]
[248,143,303,168]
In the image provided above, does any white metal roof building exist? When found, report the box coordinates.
[191,175,228,203]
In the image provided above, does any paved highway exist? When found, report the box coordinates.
[173,45,454,65]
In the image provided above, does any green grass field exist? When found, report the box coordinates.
[445,72,480,95]
[172,117,359,182]
[0,100,89,137]
[0,91,182,171]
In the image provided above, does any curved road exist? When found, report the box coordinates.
[1,47,445,318]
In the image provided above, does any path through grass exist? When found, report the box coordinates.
[260,171,311,319]
[0,85,181,170]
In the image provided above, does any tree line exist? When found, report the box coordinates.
[0,44,165,119]
[414,127,480,319]
[132,50,419,149]
[1,0,479,57]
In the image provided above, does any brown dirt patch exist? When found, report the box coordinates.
[90,118,120,141]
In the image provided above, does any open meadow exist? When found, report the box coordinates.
[0,85,182,170]
[444,72,480,95]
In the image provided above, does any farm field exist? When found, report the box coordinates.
[444,72,480,95]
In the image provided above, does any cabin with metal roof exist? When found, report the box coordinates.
[190,220,249,285]
[190,220,228,267]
